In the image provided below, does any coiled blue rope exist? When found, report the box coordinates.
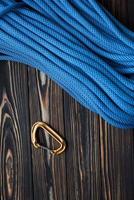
[0,0,134,128]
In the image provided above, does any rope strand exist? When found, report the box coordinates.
[0,0,134,128]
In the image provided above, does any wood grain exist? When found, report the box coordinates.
[0,1,134,200]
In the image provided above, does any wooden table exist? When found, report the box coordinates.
[0,1,134,200]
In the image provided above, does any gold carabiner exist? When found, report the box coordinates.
[31,122,66,155]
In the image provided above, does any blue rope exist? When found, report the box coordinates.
[0,0,134,128]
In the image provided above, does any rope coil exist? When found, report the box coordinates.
[0,0,134,128]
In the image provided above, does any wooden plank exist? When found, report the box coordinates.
[0,1,134,200]
[28,69,67,200]
[0,62,33,200]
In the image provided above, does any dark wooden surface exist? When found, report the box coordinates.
[0,1,134,200]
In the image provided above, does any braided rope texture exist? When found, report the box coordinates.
[0,0,134,128]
